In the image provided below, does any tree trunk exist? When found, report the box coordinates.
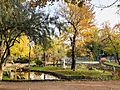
[71,28,77,71]
[28,45,31,80]
[71,42,75,71]
[43,52,46,66]
[43,52,46,80]
[116,52,120,65]
[0,64,3,80]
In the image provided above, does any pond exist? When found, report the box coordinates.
[10,71,59,80]
[30,72,59,80]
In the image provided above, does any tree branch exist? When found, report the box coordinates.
[90,0,118,9]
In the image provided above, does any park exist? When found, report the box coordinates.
[0,0,120,90]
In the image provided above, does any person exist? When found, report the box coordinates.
[99,55,107,64]
[99,55,107,73]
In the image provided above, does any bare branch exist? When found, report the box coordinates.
[89,0,118,9]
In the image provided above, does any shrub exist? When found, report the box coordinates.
[14,57,29,63]
[3,71,10,77]
[35,59,43,66]
[3,71,10,80]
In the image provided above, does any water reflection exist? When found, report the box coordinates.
[30,72,59,80]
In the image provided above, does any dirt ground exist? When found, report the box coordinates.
[0,80,120,90]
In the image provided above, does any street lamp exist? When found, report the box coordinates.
[28,40,34,80]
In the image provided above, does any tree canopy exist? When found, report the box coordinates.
[0,0,63,68]
[58,1,95,70]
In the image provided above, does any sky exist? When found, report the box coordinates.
[91,0,120,27]
[44,0,120,28]
[94,7,119,27]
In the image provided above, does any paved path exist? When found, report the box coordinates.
[0,80,120,90]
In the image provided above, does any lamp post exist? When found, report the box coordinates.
[28,40,34,80]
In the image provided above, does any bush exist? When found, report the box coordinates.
[14,57,29,63]
[35,59,43,66]
[3,71,10,80]
[3,71,10,77]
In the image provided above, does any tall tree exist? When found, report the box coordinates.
[0,0,32,79]
[101,24,120,64]
[85,28,103,61]
[59,2,95,70]
[0,0,62,79]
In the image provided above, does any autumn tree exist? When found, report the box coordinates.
[58,2,95,70]
[101,24,120,64]
[85,28,103,61]
[46,36,67,65]
[10,34,34,58]
[33,45,43,59]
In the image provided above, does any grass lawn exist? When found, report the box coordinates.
[2,65,113,80]
[30,66,112,77]
[104,62,120,68]
[2,75,10,80]
[30,66,63,71]
[56,69,111,77]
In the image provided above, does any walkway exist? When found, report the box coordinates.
[0,80,120,90]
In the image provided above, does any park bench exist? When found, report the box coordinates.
[103,61,120,76]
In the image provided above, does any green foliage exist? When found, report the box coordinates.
[2,71,10,80]
[30,66,62,71]
[3,71,10,77]
[98,24,120,63]
[35,58,43,66]
[0,0,64,66]
[104,61,120,68]
[46,37,67,62]
[14,57,29,63]
[86,41,103,60]
[2,75,10,80]
[0,0,30,65]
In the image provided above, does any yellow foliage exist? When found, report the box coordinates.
[67,3,94,30]
[66,3,96,44]
[10,35,34,57]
